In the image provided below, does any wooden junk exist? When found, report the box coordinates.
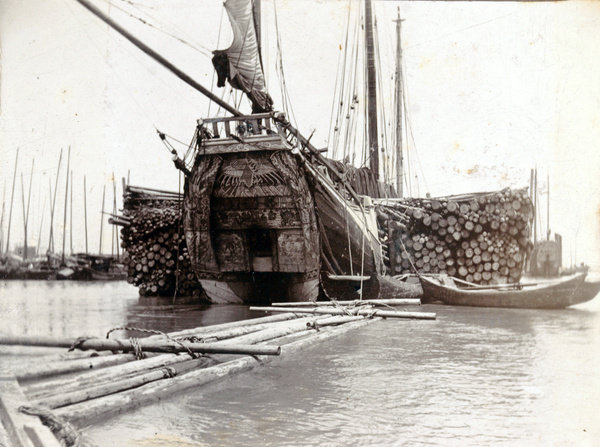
[184,113,320,304]
[376,188,534,285]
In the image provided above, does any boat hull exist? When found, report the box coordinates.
[184,143,320,304]
[420,273,589,309]
[199,274,319,304]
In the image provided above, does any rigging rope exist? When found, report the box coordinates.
[109,0,213,57]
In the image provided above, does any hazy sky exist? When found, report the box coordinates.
[1,0,599,272]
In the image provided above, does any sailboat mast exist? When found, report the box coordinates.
[546,171,550,240]
[70,171,73,253]
[48,149,63,253]
[6,148,19,254]
[20,160,34,260]
[394,8,404,197]
[364,0,379,180]
[84,176,89,255]
[62,147,71,264]
[533,166,538,244]
[99,184,105,255]
[0,181,6,256]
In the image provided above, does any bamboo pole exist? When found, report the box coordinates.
[0,335,281,356]
[55,318,377,425]
[271,298,420,307]
[215,315,346,346]
[150,312,301,340]
[26,316,351,401]
[26,317,307,398]
[25,353,200,401]
[250,306,436,320]
[16,353,138,382]
[31,357,212,410]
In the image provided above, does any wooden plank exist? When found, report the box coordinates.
[0,363,62,447]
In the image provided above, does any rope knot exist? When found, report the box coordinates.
[68,336,95,352]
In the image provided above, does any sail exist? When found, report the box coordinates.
[212,0,273,113]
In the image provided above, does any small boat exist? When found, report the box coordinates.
[570,279,600,305]
[419,272,591,309]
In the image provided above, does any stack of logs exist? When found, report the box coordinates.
[113,185,205,298]
[376,188,534,285]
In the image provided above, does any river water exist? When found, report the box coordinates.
[1,280,599,447]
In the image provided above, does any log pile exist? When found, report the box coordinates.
[376,188,534,285]
[116,185,205,298]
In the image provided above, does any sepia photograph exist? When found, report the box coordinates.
[1,0,599,445]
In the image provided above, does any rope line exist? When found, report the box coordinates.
[106,326,198,359]
[19,406,95,447]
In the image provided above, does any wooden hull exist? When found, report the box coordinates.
[419,273,589,309]
[184,141,320,304]
[571,280,600,305]
[311,166,384,301]
[200,274,319,305]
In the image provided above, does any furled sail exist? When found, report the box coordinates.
[212,0,273,113]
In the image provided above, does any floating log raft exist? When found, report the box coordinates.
[376,188,534,285]
[0,304,434,441]
[118,185,205,298]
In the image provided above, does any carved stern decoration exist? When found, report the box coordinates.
[184,114,320,304]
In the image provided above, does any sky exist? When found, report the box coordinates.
[1,0,599,272]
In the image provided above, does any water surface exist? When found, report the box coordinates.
[1,280,599,446]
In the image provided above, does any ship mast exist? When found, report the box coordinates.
[394,8,404,197]
[364,0,379,181]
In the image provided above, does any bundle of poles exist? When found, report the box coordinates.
[0,299,433,446]
[112,185,204,298]
[376,188,534,285]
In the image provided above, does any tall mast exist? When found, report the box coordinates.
[36,196,46,257]
[546,171,550,240]
[394,8,404,197]
[364,0,379,181]
[48,149,63,253]
[61,147,71,264]
[533,166,538,244]
[6,148,19,254]
[70,171,73,254]
[84,176,89,255]
[0,181,6,255]
[20,160,34,260]
[99,184,106,255]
